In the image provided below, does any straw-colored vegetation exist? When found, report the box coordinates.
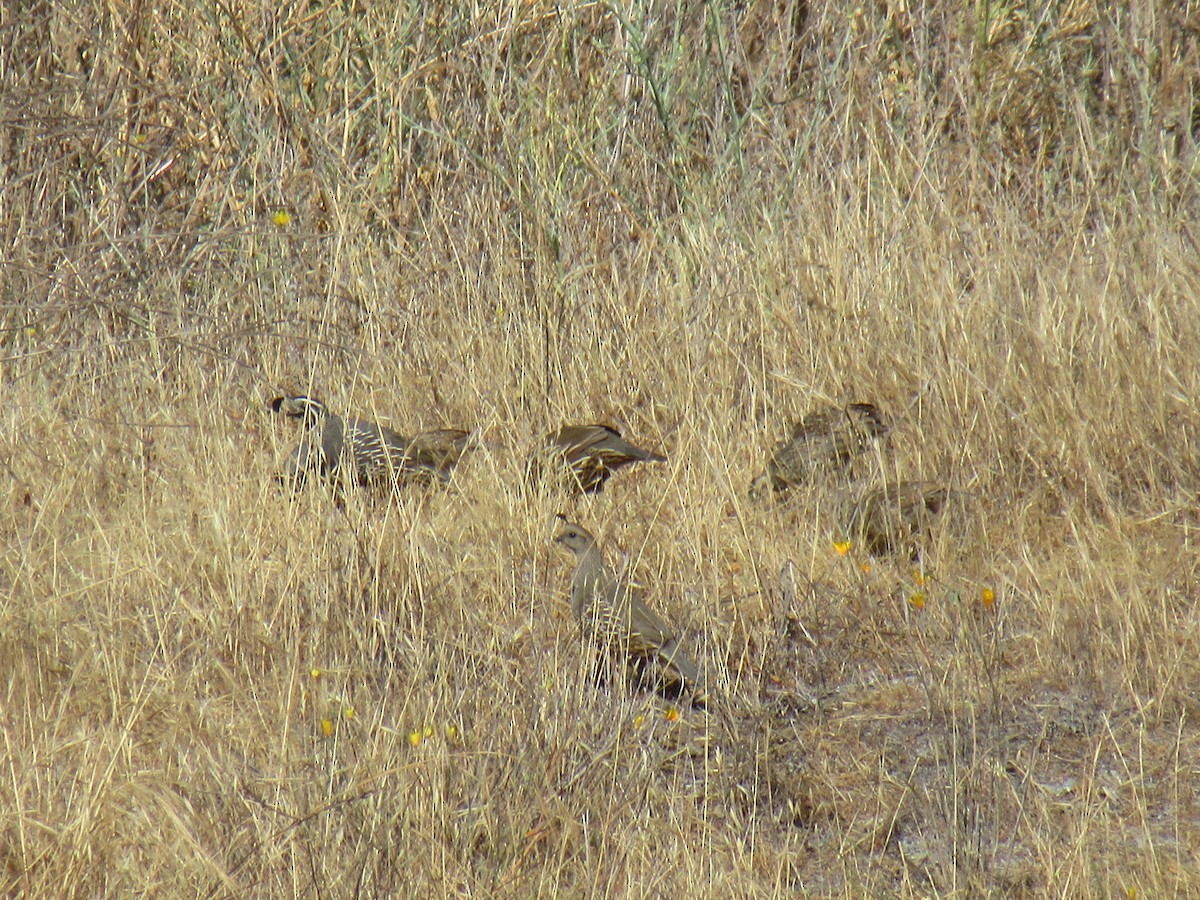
[3,0,1199,894]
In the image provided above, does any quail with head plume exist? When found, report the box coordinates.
[270,395,469,489]
[847,481,951,555]
[534,424,666,494]
[751,402,888,496]
[553,520,706,705]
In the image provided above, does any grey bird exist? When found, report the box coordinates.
[751,402,888,496]
[534,424,666,494]
[553,520,707,705]
[270,395,470,489]
[847,481,951,555]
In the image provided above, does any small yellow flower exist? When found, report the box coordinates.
[860,562,872,574]
[833,540,852,557]
[408,730,422,747]
[272,210,291,227]
[344,706,355,720]
[633,714,645,728]
[494,305,505,318]
[446,724,459,740]
[981,588,995,609]
[664,707,680,722]
[424,726,434,739]
[912,569,926,587]
[311,667,322,679]
[908,592,925,610]
[321,719,333,737]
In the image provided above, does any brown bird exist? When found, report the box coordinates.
[405,427,473,474]
[751,402,888,496]
[553,520,706,705]
[270,395,470,489]
[534,424,666,494]
[847,481,951,555]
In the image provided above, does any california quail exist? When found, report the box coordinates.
[534,424,666,494]
[847,481,951,555]
[405,427,473,474]
[553,520,706,705]
[751,402,888,496]
[270,395,469,489]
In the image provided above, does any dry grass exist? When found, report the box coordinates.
[3,0,1200,894]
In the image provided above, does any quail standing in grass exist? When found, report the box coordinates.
[751,402,888,497]
[270,395,470,490]
[846,481,951,555]
[553,520,707,705]
[533,424,666,494]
